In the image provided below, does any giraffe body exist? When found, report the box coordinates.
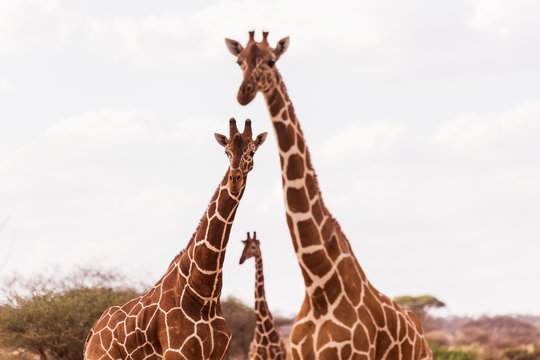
[84,119,267,360]
[239,232,288,360]
[225,32,433,360]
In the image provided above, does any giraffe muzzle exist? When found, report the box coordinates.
[228,168,244,194]
[237,80,257,105]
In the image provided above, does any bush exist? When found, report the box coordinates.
[426,330,451,347]
[0,267,140,360]
[394,295,445,323]
[504,348,540,360]
[221,296,256,360]
[431,344,477,360]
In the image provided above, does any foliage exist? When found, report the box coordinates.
[431,344,477,360]
[221,296,256,360]
[0,347,36,360]
[456,316,540,351]
[0,269,259,360]
[425,330,451,346]
[0,267,140,360]
[394,295,446,320]
[504,348,540,360]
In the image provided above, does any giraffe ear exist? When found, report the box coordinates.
[274,36,289,59]
[225,38,244,56]
[214,133,228,147]
[254,132,268,149]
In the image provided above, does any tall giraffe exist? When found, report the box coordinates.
[84,118,267,360]
[239,231,288,360]
[225,32,433,360]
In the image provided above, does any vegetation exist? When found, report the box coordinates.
[504,348,540,360]
[0,268,258,360]
[221,296,256,360]
[0,268,139,360]
[1,274,539,360]
[431,344,477,360]
[394,294,446,321]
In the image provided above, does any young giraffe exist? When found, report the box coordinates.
[84,118,267,360]
[225,32,433,360]
[239,232,288,360]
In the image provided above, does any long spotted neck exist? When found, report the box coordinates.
[178,172,246,301]
[253,253,275,334]
[262,71,345,291]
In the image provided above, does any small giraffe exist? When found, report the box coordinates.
[239,231,288,360]
[84,118,268,360]
[225,32,433,360]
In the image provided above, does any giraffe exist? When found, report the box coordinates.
[225,31,433,360]
[84,118,268,360]
[239,231,288,360]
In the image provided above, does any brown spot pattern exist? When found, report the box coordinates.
[287,187,310,213]
[287,154,305,180]
[273,122,295,152]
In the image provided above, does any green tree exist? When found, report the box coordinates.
[0,267,140,360]
[393,295,445,321]
[505,348,540,360]
[221,296,256,360]
[431,344,477,360]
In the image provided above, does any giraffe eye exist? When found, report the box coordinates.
[249,151,255,157]
[237,60,242,66]
[267,60,275,68]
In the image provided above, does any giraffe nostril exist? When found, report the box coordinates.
[229,175,233,180]
[236,175,241,181]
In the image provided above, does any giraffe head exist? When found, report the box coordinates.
[239,231,261,264]
[225,31,289,105]
[215,118,267,194]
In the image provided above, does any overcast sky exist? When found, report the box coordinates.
[1,0,539,317]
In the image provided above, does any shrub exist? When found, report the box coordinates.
[221,296,256,360]
[504,348,540,360]
[431,344,477,360]
[0,267,140,360]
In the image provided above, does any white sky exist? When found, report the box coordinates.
[1,0,539,317]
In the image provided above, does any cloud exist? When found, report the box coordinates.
[86,14,199,67]
[45,108,156,147]
[0,145,45,192]
[84,0,383,67]
[198,0,382,50]
[319,121,404,161]
[431,100,540,158]
[0,78,12,92]
[0,108,163,193]
[0,0,77,54]
[105,187,187,218]
[174,118,223,143]
[495,169,540,197]
[467,0,540,39]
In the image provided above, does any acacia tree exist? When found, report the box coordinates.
[393,295,446,321]
[221,296,256,360]
[0,268,260,360]
[0,267,140,360]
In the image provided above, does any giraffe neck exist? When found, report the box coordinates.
[262,71,352,291]
[177,172,245,301]
[253,253,276,335]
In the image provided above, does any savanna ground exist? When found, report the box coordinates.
[0,268,538,360]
